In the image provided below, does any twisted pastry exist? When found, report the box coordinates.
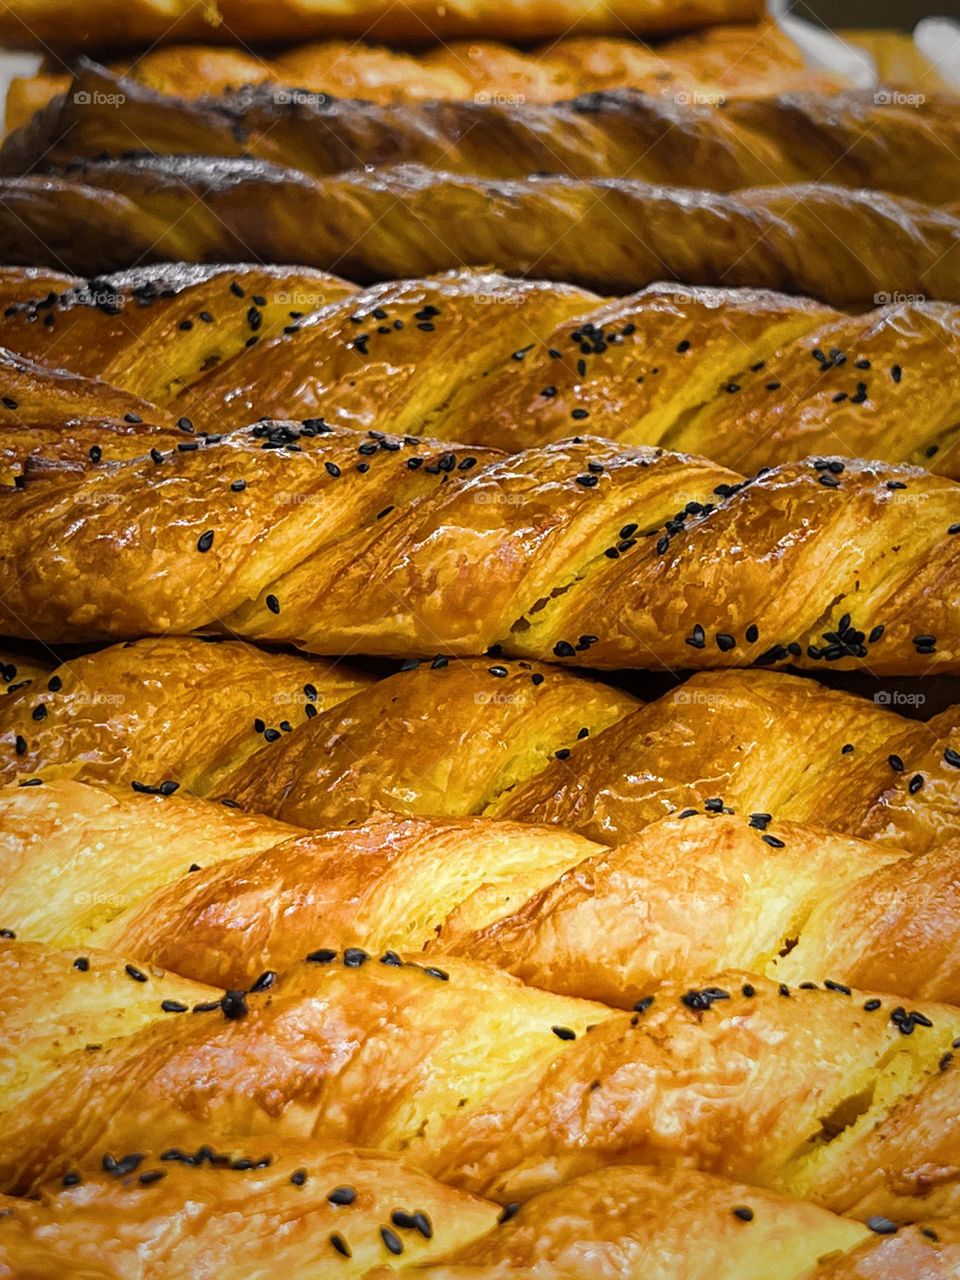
[2,1158,954,1279]
[0,0,761,49]
[0,637,374,793]
[1,160,958,306]
[206,665,960,852]
[2,419,958,672]
[0,266,956,478]
[7,779,960,1008]
[0,1139,498,1278]
[4,23,824,129]
[3,941,959,1224]
[0,647,52,693]
[12,65,957,202]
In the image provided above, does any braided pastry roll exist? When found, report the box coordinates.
[2,160,958,306]
[0,0,761,50]
[3,23,828,128]
[3,941,959,1224]
[0,1138,498,1278]
[0,266,956,478]
[2,421,958,672]
[208,665,960,852]
[2,1158,954,1280]
[8,779,960,1008]
[0,637,374,793]
[12,65,959,203]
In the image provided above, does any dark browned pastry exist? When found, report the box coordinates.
[0,267,955,479]
[4,940,960,1227]
[1,159,957,305]
[0,0,763,49]
[9,64,958,203]
[1,420,957,672]
[4,23,834,130]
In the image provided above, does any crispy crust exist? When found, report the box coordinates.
[0,422,957,671]
[0,0,762,50]
[0,268,955,479]
[11,67,952,198]
[0,160,957,306]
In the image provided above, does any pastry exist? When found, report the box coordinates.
[5,779,960,1006]
[1,424,956,672]
[0,267,955,478]
[0,160,957,305]
[4,22,829,129]
[2,940,959,1226]
[0,0,762,50]
[12,66,956,200]
[3,1158,952,1279]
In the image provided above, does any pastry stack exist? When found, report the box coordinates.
[0,0,958,1276]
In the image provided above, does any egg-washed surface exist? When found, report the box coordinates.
[1,161,957,307]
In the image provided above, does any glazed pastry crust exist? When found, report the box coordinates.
[1,421,957,673]
[2,946,959,1226]
[6,780,960,1008]
[2,23,840,129]
[6,1157,954,1280]
[12,67,955,201]
[0,637,374,793]
[0,159,957,307]
[0,0,762,50]
[0,269,956,478]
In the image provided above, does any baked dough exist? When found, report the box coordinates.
[0,0,762,50]
[5,1158,953,1280]
[3,23,839,130]
[0,160,957,306]
[12,66,954,200]
[1,425,956,672]
[0,268,955,478]
[2,941,959,1226]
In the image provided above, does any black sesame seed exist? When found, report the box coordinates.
[867,1217,898,1236]
[265,594,280,615]
[329,1233,351,1257]
[551,1025,576,1040]
[197,530,214,553]
[732,1207,754,1222]
[306,948,337,964]
[161,999,188,1013]
[125,964,147,983]
[381,1227,404,1255]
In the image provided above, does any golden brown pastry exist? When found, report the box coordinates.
[0,268,955,478]
[12,65,956,201]
[3,22,830,130]
[210,665,960,852]
[0,636,374,792]
[0,647,53,693]
[4,942,960,1224]
[0,778,301,948]
[1,654,636,806]
[1,160,957,306]
[416,1167,959,1280]
[0,0,762,50]
[5,1159,955,1280]
[444,813,960,1006]
[0,1140,499,1278]
[0,262,355,404]
[8,779,960,1008]
[2,420,957,672]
